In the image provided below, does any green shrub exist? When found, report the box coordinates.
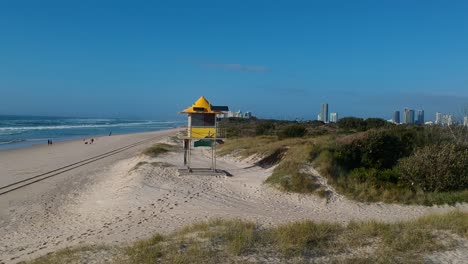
[348,168,400,185]
[335,131,405,170]
[397,144,468,192]
[360,131,404,169]
[279,124,307,139]
[365,118,388,130]
[255,122,275,136]
[226,126,241,137]
[337,117,367,131]
[333,141,362,170]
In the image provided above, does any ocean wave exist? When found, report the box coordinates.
[0,130,24,136]
[0,121,185,132]
[0,139,27,145]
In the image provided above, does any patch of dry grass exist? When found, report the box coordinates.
[142,143,175,157]
[25,245,113,264]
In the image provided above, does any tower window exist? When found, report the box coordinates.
[191,113,215,127]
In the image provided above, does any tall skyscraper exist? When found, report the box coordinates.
[330,112,338,123]
[417,110,424,125]
[409,109,415,124]
[321,103,329,123]
[393,111,400,124]
[403,108,408,124]
[435,112,442,125]
[403,108,415,124]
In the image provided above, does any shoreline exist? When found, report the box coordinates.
[0,127,184,152]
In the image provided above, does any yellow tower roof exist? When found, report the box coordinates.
[181,96,219,114]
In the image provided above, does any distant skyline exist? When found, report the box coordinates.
[1,1,467,120]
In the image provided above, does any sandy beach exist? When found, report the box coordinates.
[0,130,467,263]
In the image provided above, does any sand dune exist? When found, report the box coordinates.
[0,132,466,263]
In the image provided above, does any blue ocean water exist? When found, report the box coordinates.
[0,116,186,151]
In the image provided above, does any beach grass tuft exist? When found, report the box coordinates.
[142,143,174,157]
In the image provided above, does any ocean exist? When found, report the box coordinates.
[0,115,186,151]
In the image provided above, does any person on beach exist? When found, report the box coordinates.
[109,132,112,136]
[47,140,50,145]
[91,138,94,144]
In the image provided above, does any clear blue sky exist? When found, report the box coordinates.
[1,0,467,121]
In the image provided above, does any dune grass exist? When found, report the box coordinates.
[130,161,174,171]
[27,212,468,264]
[124,219,256,264]
[142,143,175,157]
[25,245,113,264]
[218,136,287,157]
[220,135,334,194]
[265,142,319,193]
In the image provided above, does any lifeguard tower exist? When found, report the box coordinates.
[179,96,227,175]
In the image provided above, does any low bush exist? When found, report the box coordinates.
[334,131,405,170]
[278,124,307,139]
[365,118,388,130]
[348,168,400,186]
[255,122,275,136]
[397,143,468,192]
[337,117,367,131]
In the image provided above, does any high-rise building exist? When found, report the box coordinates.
[393,111,400,124]
[403,108,415,125]
[464,116,468,127]
[435,112,442,125]
[321,103,329,123]
[317,114,322,122]
[330,112,338,123]
[409,109,415,124]
[417,110,424,125]
[403,108,409,124]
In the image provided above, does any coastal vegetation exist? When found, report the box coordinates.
[142,143,174,157]
[218,117,468,205]
[27,211,468,263]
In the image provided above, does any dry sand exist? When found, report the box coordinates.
[0,131,467,263]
